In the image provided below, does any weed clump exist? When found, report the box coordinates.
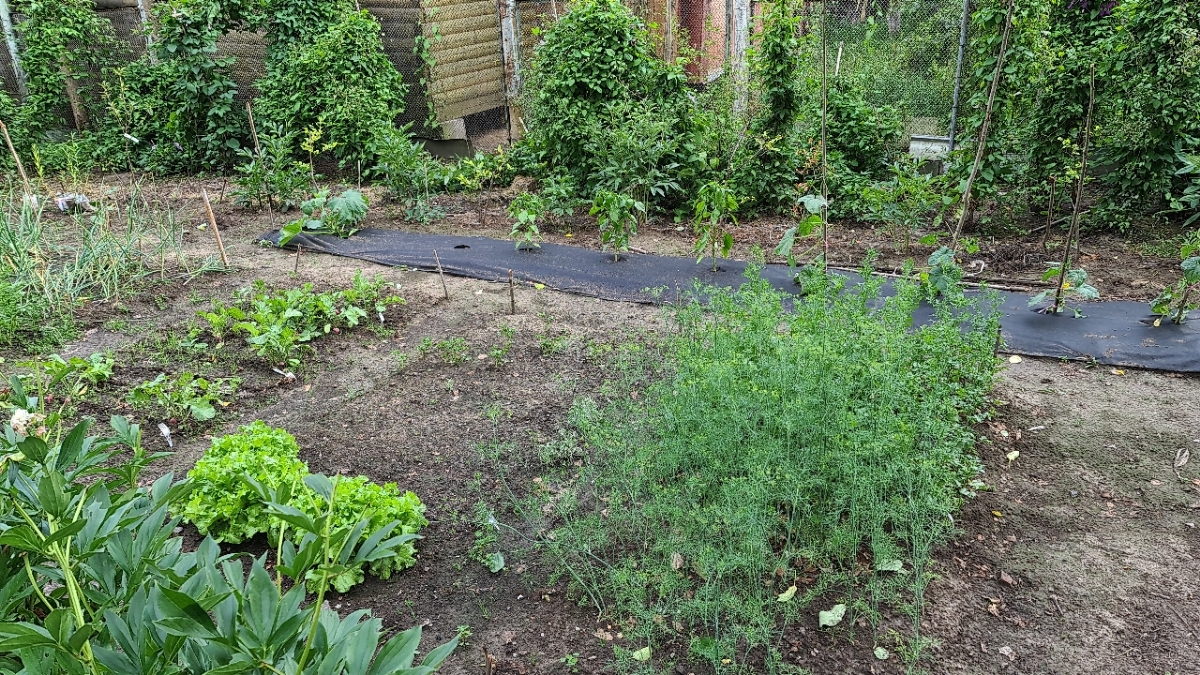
[541,268,1001,669]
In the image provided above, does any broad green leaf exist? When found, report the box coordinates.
[818,603,846,628]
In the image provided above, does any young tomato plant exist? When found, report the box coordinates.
[508,192,546,250]
[1029,266,1099,318]
[920,246,965,301]
[590,190,644,261]
[279,189,369,245]
[692,181,739,272]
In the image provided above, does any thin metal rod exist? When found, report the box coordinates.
[947,0,972,151]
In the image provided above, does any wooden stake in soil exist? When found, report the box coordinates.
[294,245,302,276]
[508,269,515,315]
[246,102,261,155]
[951,0,1016,250]
[820,0,830,273]
[201,188,229,268]
[1052,63,1096,316]
[433,250,449,299]
[0,120,32,201]
[1040,176,1057,251]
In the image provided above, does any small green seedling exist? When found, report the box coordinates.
[692,181,739,271]
[279,189,368,245]
[507,192,546,250]
[1150,244,1200,325]
[1029,266,1099,318]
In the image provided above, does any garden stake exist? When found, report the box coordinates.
[294,245,302,275]
[1053,63,1096,316]
[201,188,229,268]
[834,41,843,77]
[1040,177,1057,251]
[509,269,515,314]
[951,0,1015,250]
[0,120,32,201]
[433,250,449,299]
[246,102,261,155]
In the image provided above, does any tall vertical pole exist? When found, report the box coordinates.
[136,0,157,62]
[0,0,26,98]
[947,0,971,150]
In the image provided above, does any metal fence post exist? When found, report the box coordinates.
[136,0,157,62]
[947,0,972,151]
[0,0,26,98]
[497,0,521,142]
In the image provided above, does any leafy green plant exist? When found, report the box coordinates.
[469,503,504,573]
[691,181,739,271]
[1029,266,1100,318]
[535,266,1000,667]
[180,421,428,592]
[1170,148,1200,227]
[180,420,308,543]
[860,159,943,252]
[202,273,403,367]
[1150,237,1200,325]
[418,337,470,365]
[921,246,965,301]
[256,10,408,167]
[128,371,240,422]
[774,194,827,268]
[370,127,450,221]
[0,412,456,675]
[521,0,694,210]
[17,352,113,401]
[279,189,370,244]
[232,121,313,210]
[590,190,644,261]
[508,192,546,250]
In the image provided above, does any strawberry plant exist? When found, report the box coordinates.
[279,189,370,245]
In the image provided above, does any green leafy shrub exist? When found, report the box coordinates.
[590,190,643,260]
[691,181,739,270]
[205,272,402,367]
[232,121,313,210]
[370,127,451,219]
[128,371,240,422]
[279,188,369,244]
[1150,236,1200,325]
[541,267,1001,663]
[521,0,693,206]
[257,10,407,167]
[180,420,308,543]
[860,159,944,251]
[825,76,904,176]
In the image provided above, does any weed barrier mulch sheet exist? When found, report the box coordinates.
[264,229,1200,373]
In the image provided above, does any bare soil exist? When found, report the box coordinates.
[18,179,1200,674]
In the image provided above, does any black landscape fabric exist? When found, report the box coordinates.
[266,228,1200,373]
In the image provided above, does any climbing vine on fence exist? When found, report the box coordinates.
[12,0,123,136]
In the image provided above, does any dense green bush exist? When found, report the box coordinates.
[540,267,1000,666]
[521,0,695,208]
[256,11,407,167]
